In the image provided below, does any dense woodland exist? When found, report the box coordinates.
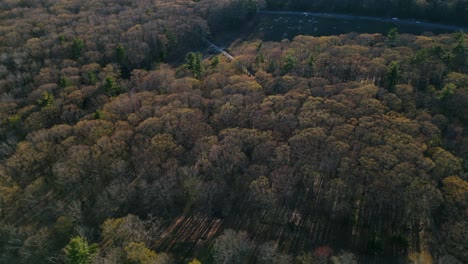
[0,0,467,263]
[265,0,468,26]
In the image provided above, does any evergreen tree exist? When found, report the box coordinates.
[386,27,399,47]
[283,54,297,73]
[71,38,85,60]
[185,52,203,79]
[37,91,54,107]
[103,76,120,96]
[115,43,126,64]
[386,61,400,92]
[59,76,73,88]
[63,236,98,264]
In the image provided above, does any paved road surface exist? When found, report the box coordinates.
[204,39,253,76]
[259,10,468,32]
[204,39,235,60]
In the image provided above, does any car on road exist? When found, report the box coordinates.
[415,21,421,24]
[392,17,399,20]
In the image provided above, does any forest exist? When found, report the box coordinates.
[0,0,467,263]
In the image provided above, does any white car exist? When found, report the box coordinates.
[392,17,399,20]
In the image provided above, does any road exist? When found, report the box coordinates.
[259,10,468,32]
[204,38,253,76]
[204,39,235,60]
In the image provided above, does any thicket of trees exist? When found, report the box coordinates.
[265,0,468,26]
[0,0,258,91]
[0,0,467,263]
